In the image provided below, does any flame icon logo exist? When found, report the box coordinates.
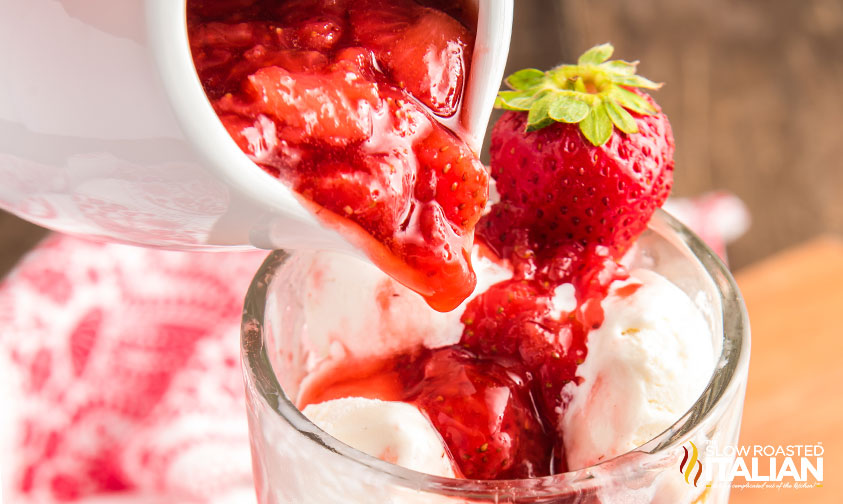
[679,441,703,487]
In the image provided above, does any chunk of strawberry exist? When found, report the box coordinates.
[189,21,275,51]
[187,0,261,20]
[189,22,292,97]
[216,113,281,167]
[461,280,553,358]
[273,0,352,22]
[407,347,554,480]
[388,7,472,117]
[189,0,483,312]
[296,156,412,240]
[233,65,381,147]
[348,0,410,50]
[285,15,345,51]
[224,47,330,97]
[351,0,472,116]
[459,278,587,430]
[415,128,488,230]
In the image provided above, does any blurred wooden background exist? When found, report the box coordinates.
[2,0,842,274]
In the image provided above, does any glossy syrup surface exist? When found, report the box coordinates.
[297,198,631,480]
[188,0,487,312]
[189,0,630,481]
[298,244,628,480]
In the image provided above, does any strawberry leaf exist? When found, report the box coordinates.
[548,94,590,123]
[605,100,638,134]
[506,68,545,91]
[579,101,613,146]
[498,91,534,111]
[600,60,638,76]
[609,87,657,115]
[578,43,614,66]
[526,95,555,132]
[496,43,662,137]
[573,76,588,93]
[611,74,661,90]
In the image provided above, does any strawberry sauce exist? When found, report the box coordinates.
[299,255,624,479]
[300,346,558,479]
[188,0,487,312]
[189,0,633,482]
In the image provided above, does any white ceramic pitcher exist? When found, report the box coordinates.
[0,0,512,251]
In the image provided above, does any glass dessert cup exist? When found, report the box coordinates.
[240,210,750,503]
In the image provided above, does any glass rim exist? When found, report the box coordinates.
[240,209,751,496]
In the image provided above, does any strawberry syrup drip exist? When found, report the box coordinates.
[189,0,628,481]
[188,0,487,312]
[300,346,557,480]
[300,253,626,480]
[450,229,629,476]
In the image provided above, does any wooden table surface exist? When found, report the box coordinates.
[729,236,842,503]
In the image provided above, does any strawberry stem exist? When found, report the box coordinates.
[495,43,662,146]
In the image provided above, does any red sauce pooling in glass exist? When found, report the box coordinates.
[187,0,487,312]
[297,209,628,479]
[300,346,559,480]
[299,268,625,479]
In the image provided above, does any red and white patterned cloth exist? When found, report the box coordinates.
[0,193,748,504]
[0,235,267,503]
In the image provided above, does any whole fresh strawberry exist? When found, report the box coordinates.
[481,43,674,283]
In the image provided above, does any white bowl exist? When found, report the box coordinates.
[0,0,512,251]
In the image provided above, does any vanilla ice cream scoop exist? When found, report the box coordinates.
[298,256,716,476]
[561,269,716,470]
[302,398,455,478]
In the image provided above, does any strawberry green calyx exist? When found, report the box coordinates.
[494,43,662,146]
